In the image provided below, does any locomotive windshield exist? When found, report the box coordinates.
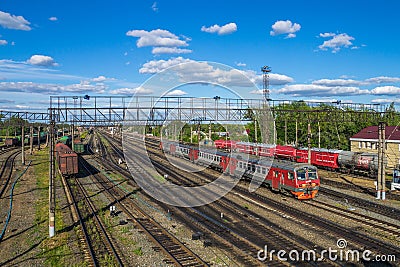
[296,166,318,180]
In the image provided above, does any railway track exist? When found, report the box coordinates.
[106,133,340,266]
[90,133,210,267]
[0,150,20,198]
[306,200,400,238]
[62,160,124,267]
[139,136,400,261]
[319,187,400,221]
[319,170,400,201]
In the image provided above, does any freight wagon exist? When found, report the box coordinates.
[73,140,85,154]
[5,138,19,146]
[55,143,79,176]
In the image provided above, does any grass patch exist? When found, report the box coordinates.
[32,148,76,266]
[153,174,167,183]
[133,246,143,256]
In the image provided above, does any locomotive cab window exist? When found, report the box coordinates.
[296,169,307,180]
[308,167,318,180]
[296,167,318,180]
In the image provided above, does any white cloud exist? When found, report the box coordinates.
[0,59,85,81]
[319,32,335,38]
[164,89,187,96]
[49,17,58,21]
[318,33,355,53]
[139,57,295,91]
[91,75,116,82]
[140,57,294,89]
[236,62,246,67]
[277,84,368,97]
[139,57,193,74]
[151,2,158,12]
[0,11,31,31]
[371,98,400,104]
[0,39,7,45]
[270,20,301,38]
[249,71,294,85]
[201,22,237,35]
[126,29,189,48]
[92,75,107,82]
[269,73,294,85]
[152,47,192,54]
[0,99,14,104]
[126,29,191,55]
[27,55,58,67]
[370,86,400,95]
[312,78,366,87]
[0,81,106,94]
[365,76,400,84]
[110,87,153,95]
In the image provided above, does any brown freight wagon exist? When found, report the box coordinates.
[55,143,79,176]
[5,138,19,146]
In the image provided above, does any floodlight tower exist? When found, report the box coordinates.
[261,66,271,101]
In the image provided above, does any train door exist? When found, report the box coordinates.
[272,170,280,190]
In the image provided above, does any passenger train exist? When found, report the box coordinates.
[215,139,384,177]
[160,140,320,200]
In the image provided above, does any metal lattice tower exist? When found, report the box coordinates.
[261,66,271,101]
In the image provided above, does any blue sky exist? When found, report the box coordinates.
[1,0,400,111]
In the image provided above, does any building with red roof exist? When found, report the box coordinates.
[350,125,400,168]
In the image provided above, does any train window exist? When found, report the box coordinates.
[239,162,242,168]
[256,166,260,173]
[394,170,400,183]
[274,171,279,178]
[296,169,307,180]
[308,168,318,180]
[288,172,294,180]
[262,168,266,174]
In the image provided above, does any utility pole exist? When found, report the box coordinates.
[307,123,312,164]
[49,117,56,237]
[30,125,33,155]
[377,122,386,200]
[284,118,287,145]
[190,124,193,143]
[295,119,298,147]
[37,126,41,150]
[21,123,25,165]
[318,122,321,149]
[208,122,212,142]
[254,119,258,143]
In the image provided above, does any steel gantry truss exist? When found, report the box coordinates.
[48,95,389,126]
[0,110,51,122]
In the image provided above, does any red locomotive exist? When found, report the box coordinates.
[160,140,320,200]
[55,143,79,176]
